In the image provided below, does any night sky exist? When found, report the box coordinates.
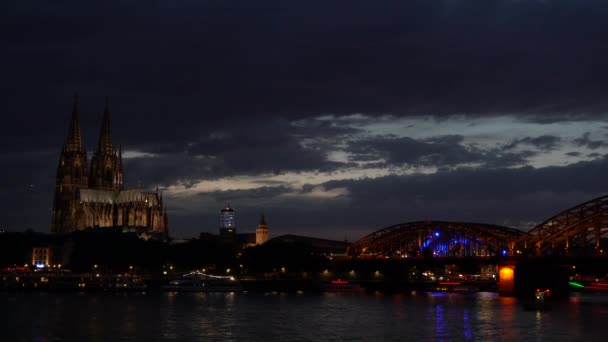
[2,1,608,240]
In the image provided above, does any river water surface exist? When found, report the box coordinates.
[1,291,607,341]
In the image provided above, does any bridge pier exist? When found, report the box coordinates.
[498,266,515,296]
[499,263,570,299]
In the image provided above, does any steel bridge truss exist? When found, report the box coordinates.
[353,221,524,258]
[513,195,608,256]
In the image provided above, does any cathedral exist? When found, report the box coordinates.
[51,95,169,239]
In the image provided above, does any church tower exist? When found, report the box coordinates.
[51,94,90,233]
[256,213,269,245]
[89,97,124,191]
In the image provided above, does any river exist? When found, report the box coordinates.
[1,291,607,341]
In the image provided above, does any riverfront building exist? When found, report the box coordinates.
[31,247,52,267]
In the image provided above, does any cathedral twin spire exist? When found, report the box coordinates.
[65,94,114,150]
[62,94,124,191]
[53,95,169,237]
[64,94,84,153]
[96,97,114,155]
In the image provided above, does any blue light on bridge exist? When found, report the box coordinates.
[502,249,507,256]
[35,264,45,269]
[420,233,486,257]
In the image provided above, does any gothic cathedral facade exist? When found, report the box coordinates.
[51,95,168,238]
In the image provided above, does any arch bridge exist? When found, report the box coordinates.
[353,195,608,258]
[352,221,524,258]
[512,194,608,256]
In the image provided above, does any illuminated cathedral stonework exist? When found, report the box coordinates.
[51,95,168,238]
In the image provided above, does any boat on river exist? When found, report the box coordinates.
[162,272,242,292]
[523,288,552,311]
[321,279,364,293]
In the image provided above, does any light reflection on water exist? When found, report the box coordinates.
[1,291,607,341]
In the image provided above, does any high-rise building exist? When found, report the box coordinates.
[219,204,236,239]
[255,214,269,245]
[51,95,168,238]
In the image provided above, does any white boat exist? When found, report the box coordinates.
[162,272,242,292]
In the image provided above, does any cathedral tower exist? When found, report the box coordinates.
[51,94,89,233]
[89,97,124,191]
[51,95,168,239]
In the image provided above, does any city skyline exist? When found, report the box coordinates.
[3,1,608,240]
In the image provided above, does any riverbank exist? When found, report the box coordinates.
[1,271,498,294]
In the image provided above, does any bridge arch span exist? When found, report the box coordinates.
[352,221,524,258]
[515,194,608,256]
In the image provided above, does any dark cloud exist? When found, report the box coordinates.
[574,132,607,149]
[347,134,533,168]
[113,117,359,187]
[348,135,478,166]
[123,154,217,188]
[3,1,608,134]
[203,186,292,203]
[319,157,608,232]
[504,135,562,151]
[327,160,608,203]
[518,113,608,124]
[2,0,608,159]
[182,118,351,175]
